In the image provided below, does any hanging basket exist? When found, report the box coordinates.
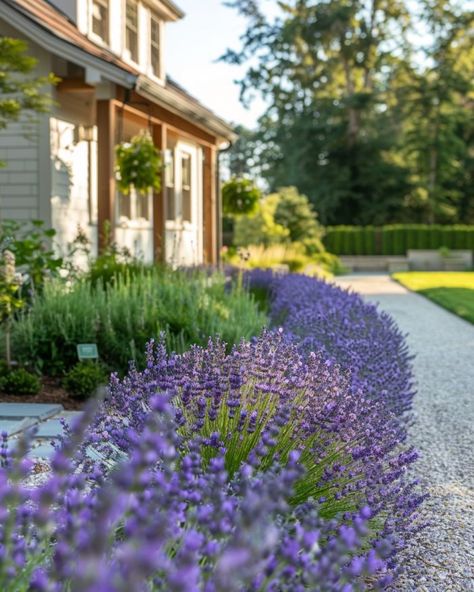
[115,130,162,195]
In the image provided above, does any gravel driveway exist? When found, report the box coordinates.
[334,274,474,592]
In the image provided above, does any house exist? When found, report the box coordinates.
[0,0,237,265]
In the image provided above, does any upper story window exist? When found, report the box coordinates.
[125,0,139,62]
[92,0,109,43]
[150,15,161,78]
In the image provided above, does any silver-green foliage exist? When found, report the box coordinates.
[8,268,267,374]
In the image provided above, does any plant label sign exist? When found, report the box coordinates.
[77,344,99,361]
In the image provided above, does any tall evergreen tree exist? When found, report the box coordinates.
[223,0,473,224]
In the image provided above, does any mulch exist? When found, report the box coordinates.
[0,377,84,411]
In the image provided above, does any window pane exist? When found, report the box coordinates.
[92,0,108,42]
[150,17,161,77]
[118,191,131,220]
[136,190,151,221]
[165,150,175,220]
[166,188,176,221]
[126,1,138,62]
[182,154,192,222]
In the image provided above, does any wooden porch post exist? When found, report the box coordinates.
[153,123,167,262]
[203,145,217,264]
[97,100,116,251]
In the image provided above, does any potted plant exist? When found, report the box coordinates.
[115,130,162,195]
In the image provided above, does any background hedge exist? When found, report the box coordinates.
[323,225,474,256]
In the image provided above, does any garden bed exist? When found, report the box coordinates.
[0,377,82,410]
[1,271,424,590]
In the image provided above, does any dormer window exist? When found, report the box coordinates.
[150,15,161,78]
[92,0,109,42]
[125,0,139,62]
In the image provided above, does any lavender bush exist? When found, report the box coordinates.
[2,396,395,591]
[0,273,424,590]
[247,272,415,418]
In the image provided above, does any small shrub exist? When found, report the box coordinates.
[0,368,40,395]
[63,361,108,398]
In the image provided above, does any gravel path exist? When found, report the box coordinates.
[334,274,474,592]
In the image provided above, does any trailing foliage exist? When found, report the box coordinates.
[222,177,261,217]
[323,225,474,255]
[8,268,267,375]
[115,131,162,195]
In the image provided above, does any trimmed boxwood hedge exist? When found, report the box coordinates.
[323,225,474,256]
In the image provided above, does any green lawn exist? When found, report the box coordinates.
[393,272,474,324]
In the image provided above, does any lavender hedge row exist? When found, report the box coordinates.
[0,273,424,590]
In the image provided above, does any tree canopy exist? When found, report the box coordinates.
[223,0,474,224]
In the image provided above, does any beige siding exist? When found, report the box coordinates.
[0,118,40,220]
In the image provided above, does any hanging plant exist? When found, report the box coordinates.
[115,130,162,195]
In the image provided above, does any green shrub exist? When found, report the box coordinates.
[0,368,41,395]
[63,361,108,398]
[302,237,325,256]
[273,187,322,242]
[323,225,474,255]
[234,194,289,247]
[362,226,376,255]
[9,268,267,375]
[313,252,347,275]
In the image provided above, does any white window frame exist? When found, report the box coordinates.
[89,0,110,46]
[149,13,164,82]
[124,0,139,65]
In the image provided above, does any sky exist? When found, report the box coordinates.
[166,0,272,130]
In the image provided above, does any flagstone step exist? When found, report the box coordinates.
[0,403,63,420]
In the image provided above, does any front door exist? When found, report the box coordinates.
[164,141,203,266]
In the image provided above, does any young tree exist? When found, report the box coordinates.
[0,36,57,164]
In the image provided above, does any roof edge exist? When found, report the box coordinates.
[159,0,185,20]
[137,76,238,143]
[0,1,137,88]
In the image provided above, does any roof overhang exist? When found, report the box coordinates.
[136,76,238,144]
[0,1,137,89]
[146,0,185,21]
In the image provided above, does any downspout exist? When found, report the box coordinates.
[216,140,233,269]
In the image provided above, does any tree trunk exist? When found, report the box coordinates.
[341,52,360,146]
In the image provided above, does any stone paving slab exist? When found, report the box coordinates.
[27,442,57,460]
[35,418,69,438]
[0,403,84,459]
[0,417,38,436]
[0,403,63,419]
